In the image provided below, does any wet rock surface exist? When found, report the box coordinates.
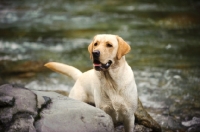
[115,124,152,132]
[182,117,200,132]
[0,84,37,132]
[0,95,14,107]
[33,90,114,132]
[135,99,161,132]
[0,84,161,132]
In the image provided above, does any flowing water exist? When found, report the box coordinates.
[0,0,200,131]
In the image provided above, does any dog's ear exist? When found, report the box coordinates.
[116,36,131,60]
[88,36,97,59]
[88,40,94,60]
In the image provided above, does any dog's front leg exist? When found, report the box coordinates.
[124,114,135,132]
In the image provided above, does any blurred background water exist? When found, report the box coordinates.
[0,0,200,131]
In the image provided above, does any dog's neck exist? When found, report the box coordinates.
[95,56,128,90]
[111,56,126,70]
[101,71,117,90]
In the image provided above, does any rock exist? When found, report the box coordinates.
[44,91,161,132]
[166,116,182,130]
[0,84,37,132]
[0,95,14,107]
[6,114,36,132]
[35,91,161,132]
[182,117,200,127]
[0,84,162,132]
[135,98,162,132]
[134,124,152,132]
[182,117,200,132]
[187,126,200,132]
[115,124,152,132]
[33,90,114,132]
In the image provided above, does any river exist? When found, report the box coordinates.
[0,0,200,131]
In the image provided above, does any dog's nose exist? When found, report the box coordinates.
[92,50,100,59]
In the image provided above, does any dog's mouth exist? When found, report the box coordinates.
[93,60,112,71]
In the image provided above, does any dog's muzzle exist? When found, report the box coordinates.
[92,50,112,71]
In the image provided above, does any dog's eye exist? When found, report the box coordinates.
[106,43,112,47]
[94,43,98,46]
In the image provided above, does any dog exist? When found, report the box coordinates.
[45,34,138,132]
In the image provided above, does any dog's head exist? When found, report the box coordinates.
[88,34,131,71]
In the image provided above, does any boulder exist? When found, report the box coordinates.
[33,91,161,132]
[0,84,37,132]
[33,90,114,132]
[0,96,14,107]
[0,84,114,132]
[0,84,162,132]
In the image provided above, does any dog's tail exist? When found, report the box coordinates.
[44,62,82,81]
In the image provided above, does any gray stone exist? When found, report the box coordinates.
[134,124,152,132]
[188,126,200,132]
[6,114,36,132]
[0,95,14,107]
[0,84,37,132]
[182,117,200,127]
[33,91,114,132]
[182,117,200,132]
[114,124,152,132]
[34,91,161,132]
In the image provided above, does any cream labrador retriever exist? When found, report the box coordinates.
[45,34,138,132]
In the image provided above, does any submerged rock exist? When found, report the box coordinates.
[182,117,200,127]
[182,117,200,132]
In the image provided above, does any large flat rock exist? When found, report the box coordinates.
[33,90,114,132]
